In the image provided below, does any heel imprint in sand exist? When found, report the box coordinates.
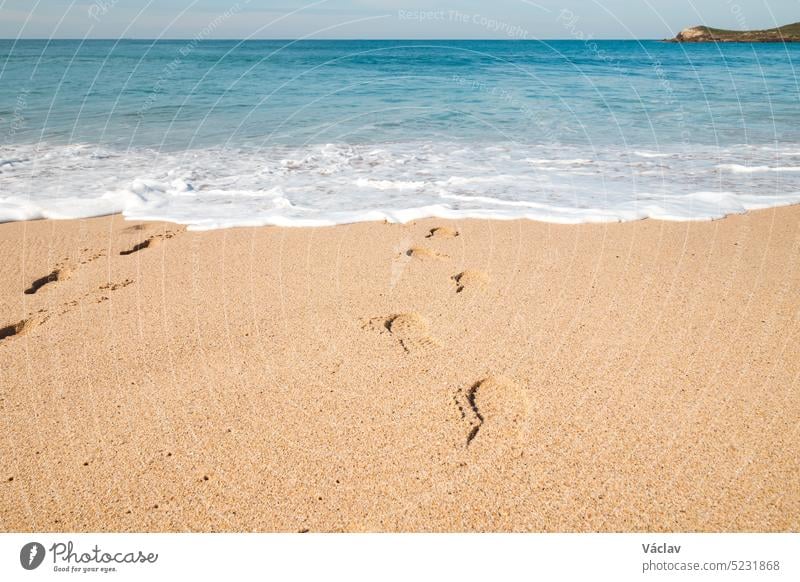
[0,315,47,344]
[454,381,484,446]
[454,376,524,446]
[0,319,30,342]
[452,269,489,293]
[120,232,176,256]
[362,312,439,354]
[24,267,70,295]
[426,226,460,239]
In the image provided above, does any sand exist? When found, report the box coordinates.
[0,208,798,532]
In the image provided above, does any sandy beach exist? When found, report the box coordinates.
[1,208,798,532]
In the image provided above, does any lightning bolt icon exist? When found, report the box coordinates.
[28,544,38,566]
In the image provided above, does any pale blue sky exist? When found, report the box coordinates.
[0,0,797,39]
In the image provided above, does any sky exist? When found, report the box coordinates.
[0,0,797,39]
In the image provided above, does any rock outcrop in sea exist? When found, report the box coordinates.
[671,22,800,42]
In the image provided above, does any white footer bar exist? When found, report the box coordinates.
[1,533,797,581]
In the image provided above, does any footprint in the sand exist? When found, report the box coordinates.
[0,319,31,342]
[6,275,135,342]
[99,279,134,292]
[405,246,449,261]
[24,266,71,295]
[120,231,177,256]
[454,376,527,447]
[452,269,489,294]
[454,381,484,446]
[362,312,439,354]
[78,249,106,265]
[426,226,460,239]
[94,279,135,303]
[0,313,48,345]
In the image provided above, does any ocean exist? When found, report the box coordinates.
[1,39,799,229]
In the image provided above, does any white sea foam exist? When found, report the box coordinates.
[633,151,672,159]
[718,164,800,173]
[2,142,800,230]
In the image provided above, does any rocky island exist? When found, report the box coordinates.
[672,22,800,42]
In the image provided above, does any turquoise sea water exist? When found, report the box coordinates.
[1,39,799,228]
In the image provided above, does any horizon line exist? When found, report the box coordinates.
[0,37,666,42]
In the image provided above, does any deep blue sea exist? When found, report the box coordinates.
[1,39,799,228]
